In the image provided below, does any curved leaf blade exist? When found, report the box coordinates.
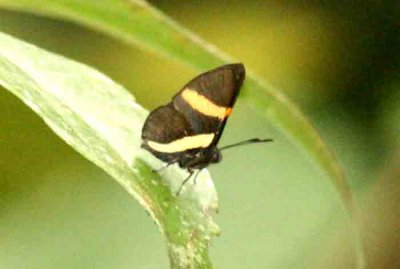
[0,31,218,269]
[0,0,365,267]
[0,0,352,212]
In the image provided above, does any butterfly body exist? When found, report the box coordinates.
[141,63,245,170]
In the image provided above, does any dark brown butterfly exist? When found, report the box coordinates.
[141,64,272,193]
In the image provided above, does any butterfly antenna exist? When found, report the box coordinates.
[220,138,273,151]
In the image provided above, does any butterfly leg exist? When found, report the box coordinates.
[152,160,177,173]
[176,168,194,196]
[192,169,202,185]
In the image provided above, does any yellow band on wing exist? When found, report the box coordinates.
[147,133,215,153]
[182,89,231,119]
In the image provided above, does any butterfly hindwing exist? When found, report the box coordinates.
[142,103,195,162]
[142,103,217,163]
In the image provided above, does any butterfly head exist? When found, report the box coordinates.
[210,148,222,164]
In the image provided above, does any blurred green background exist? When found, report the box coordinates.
[0,1,399,268]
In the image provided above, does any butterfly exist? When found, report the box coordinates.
[141,63,272,194]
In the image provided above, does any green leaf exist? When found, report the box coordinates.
[0,31,218,269]
[0,0,353,216]
[0,1,365,267]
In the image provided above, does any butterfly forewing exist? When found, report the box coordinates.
[172,64,245,143]
[176,64,241,107]
[141,63,245,168]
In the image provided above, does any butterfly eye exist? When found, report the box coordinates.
[211,151,222,163]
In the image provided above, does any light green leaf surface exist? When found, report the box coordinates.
[0,31,218,269]
[0,0,353,217]
[0,0,364,267]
